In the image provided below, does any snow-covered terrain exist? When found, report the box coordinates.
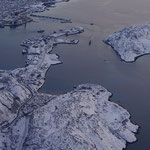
[104,24,150,62]
[0,84,138,150]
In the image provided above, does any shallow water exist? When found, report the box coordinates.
[0,0,150,149]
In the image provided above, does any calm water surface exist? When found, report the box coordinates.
[0,0,150,149]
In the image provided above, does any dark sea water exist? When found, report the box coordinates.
[0,0,150,149]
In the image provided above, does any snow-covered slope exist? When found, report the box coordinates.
[0,84,138,150]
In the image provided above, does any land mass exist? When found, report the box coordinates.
[104,24,150,62]
[0,27,138,150]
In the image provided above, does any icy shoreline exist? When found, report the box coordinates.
[104,24,150,62]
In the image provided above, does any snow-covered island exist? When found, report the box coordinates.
[104,24,150,62]
[0,26,138,150]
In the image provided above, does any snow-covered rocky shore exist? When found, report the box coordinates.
[104,24,150,62]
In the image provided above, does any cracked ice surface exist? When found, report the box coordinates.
[104,24,150,62]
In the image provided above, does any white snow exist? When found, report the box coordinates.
[104,24,150,62]
[17,84,138,150]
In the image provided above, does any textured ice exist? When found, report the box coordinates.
[104,24,150,62]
